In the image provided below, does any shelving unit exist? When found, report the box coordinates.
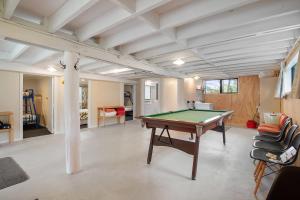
[0,111,14,144]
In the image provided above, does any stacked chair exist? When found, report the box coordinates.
[257,113,289,135]
[250,114,300,196]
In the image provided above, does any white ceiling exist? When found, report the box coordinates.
[0,0,299,80]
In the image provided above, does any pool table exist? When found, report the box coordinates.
[141,109,233,180]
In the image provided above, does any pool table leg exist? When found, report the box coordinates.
[221,121,226,145]
[192,126,202,180]
[147,128,156,164]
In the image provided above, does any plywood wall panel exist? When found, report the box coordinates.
[204,76,260,127]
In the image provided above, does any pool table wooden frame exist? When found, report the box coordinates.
[141,109,234,180]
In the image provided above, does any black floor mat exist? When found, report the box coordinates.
[23,126,52,138]
[0,157,29,190]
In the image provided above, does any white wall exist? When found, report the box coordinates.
[160,78,178,112]
[184,78,204,102]
[135,78,189,116]
[160,78,186,112]
[54,76,64,134]
[0,71,21,143]
[89,80,124,128]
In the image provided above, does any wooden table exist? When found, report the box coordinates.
[97,106,125,127]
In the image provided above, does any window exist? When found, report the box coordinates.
[291,64,297,84]
[221,79,238,93]
[205,80,220,94]
[144,80,159,100]
[205,79,238,94]
[144,85,151,100]
[282,51,298,96]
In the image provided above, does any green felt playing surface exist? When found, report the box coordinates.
[145,110,226,123]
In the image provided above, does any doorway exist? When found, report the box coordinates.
[23,74,53,138]
[124,84,135,121]
[143,79,160,115]
[80,79,88,128]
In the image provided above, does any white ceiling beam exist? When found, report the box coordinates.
[135,43,182,59]
[47,0,98,33]
[3,0,21,19]
[80,62,113,71]
[0,18,183,77]
[0,60,135,83]
[214,55,285,66]
[208,50,288,63]
[109,0,136,13]
[203,42,291,59]
[150,50,195,64]
[33,53,63,68]
[160,0,258,29]
[200,30,299,54]
[0,51,11,60]
[76,0,170,42]
[9,44,30,61]
[31,50,59,65]
[120,33,173,54]
[110,70,140,76]
[177,0,300,40]
[76,8,131,42]
[188,12,300,49]
[135,14,300,59]
[78,57,97,66]
[185,65,279,74]
[180,60,281,73]
[139,12,160,30]
[178,61,280,72]
[101,23,156,48]
[119,1,258,53]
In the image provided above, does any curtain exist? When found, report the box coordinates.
[274,62,284,98]
[293,50,300,98]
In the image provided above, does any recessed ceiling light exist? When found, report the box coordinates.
[173,58,185,66]
[47,65,57,72]
[100,68,132,75]
[194,76,200,80]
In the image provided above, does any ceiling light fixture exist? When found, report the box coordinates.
[194,76,200,80]
[173,58,185,66]
[47,65,57,72]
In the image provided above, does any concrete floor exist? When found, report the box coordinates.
[0,120,273,200]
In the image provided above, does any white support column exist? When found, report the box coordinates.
[63,51,81,174]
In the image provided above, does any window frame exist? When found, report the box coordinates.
[204,79,221,94]
[221,78,239,94]
[204,78,239,94]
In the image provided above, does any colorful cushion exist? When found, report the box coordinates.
[259,124,280,129]
[257,126,280,134]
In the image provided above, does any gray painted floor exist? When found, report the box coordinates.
[0,120,273,200]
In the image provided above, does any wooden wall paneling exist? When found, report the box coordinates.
[204,76,260,127]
